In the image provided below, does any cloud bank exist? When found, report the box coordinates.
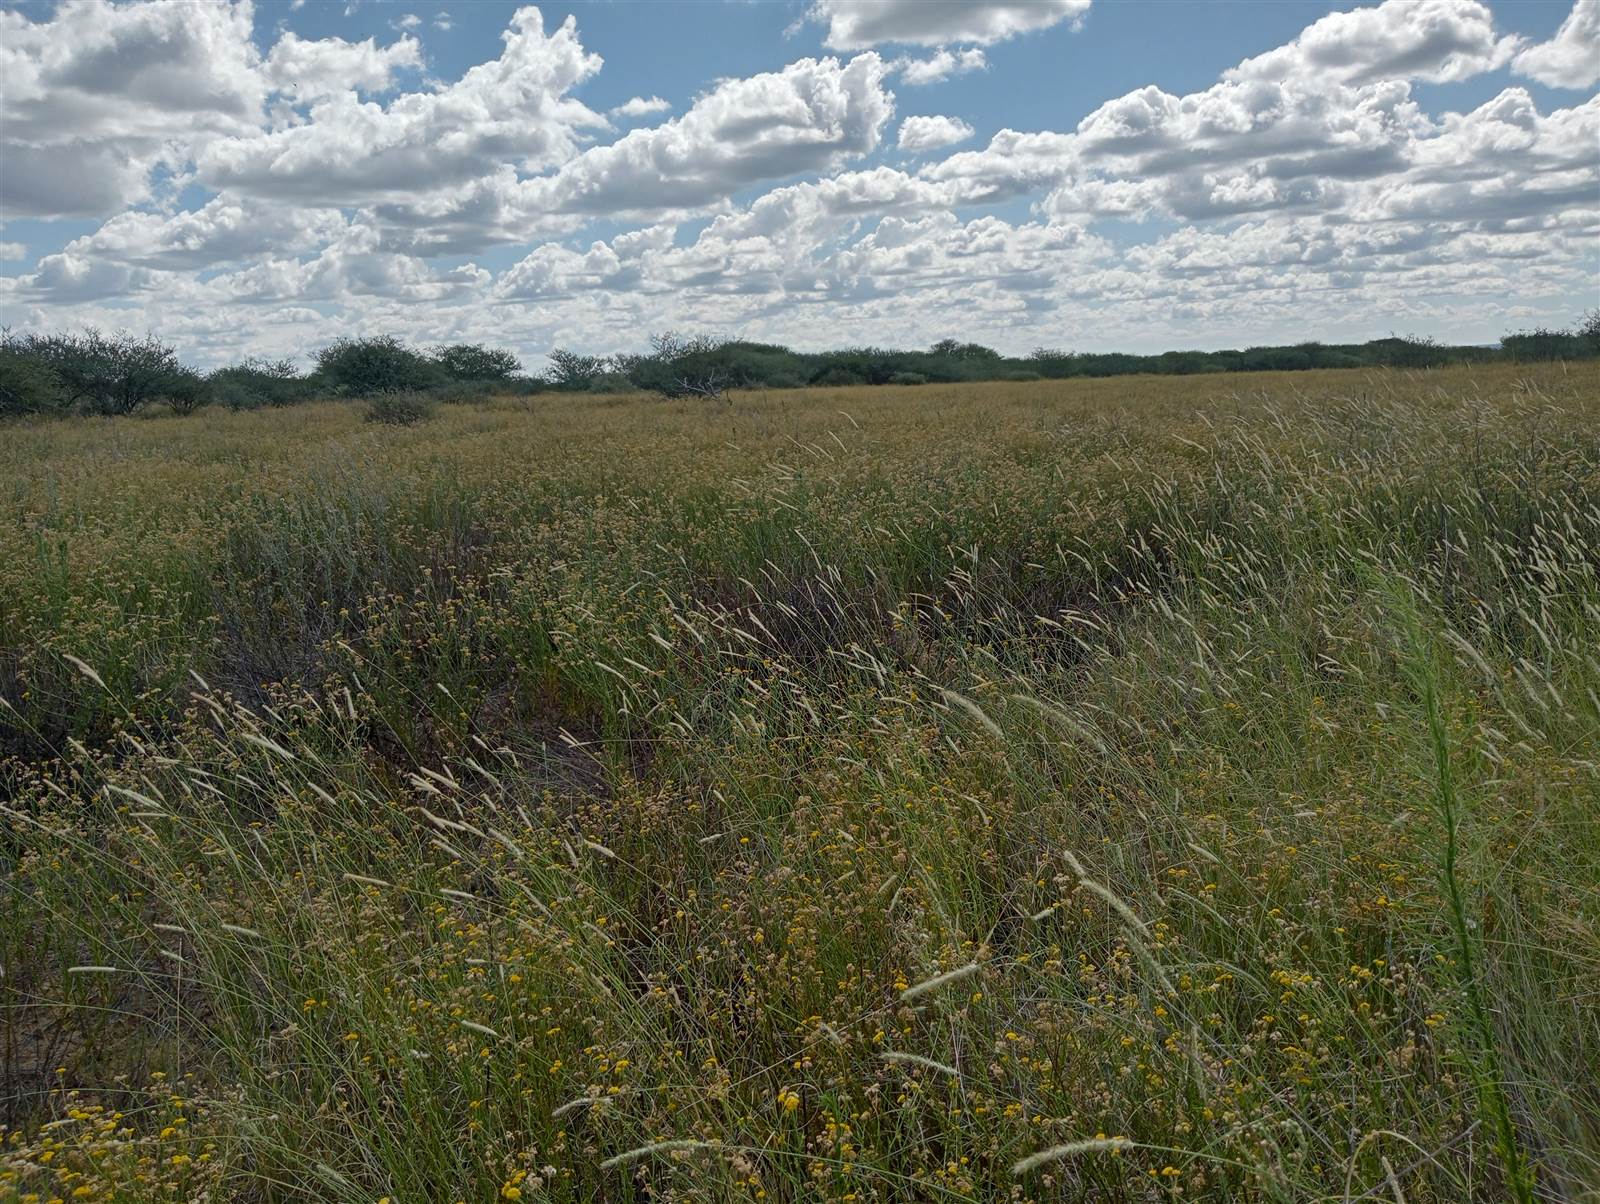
[1,0,1595,365]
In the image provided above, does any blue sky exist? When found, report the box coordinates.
[1,0,1596,366]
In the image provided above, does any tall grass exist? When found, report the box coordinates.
[2,363,1597,1201]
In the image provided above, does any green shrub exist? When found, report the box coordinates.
[928,338,1001,361]
[10,328,182,415]
[0,334,66,417]
[888,371,927,386]
[508,374,552,396]
[547,348,612,391]
[316,336,441,398]
[363,391,436,426]
[431,343,521,382]
[427,378,498,404]
[811,366,867,387]
[588,371,637,394]
[163,368,211,415]
[210,357,314,411]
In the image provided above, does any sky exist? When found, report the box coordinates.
[1,0,1596,368]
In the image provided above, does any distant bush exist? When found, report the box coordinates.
[592,372,639,394]
[210,357,315,411]
[9,314,1600,428]
[364,391,436,426]
[626,333,733,399]
[9,328,183,415]
[812,366,867,387]
[928,339,1001,362]
[1500,312,1600,363]
[316,336,441,398]
[508,374,553,396]
[547,348,614,391]
[427,378,498,404]
[0,331,66,417]
[431,343,521,382]
[164,368,212,415]
[625,335,822,399]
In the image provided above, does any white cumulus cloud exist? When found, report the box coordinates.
[1226,0,1518,84]
[896,48,988,86]
[197,8,605,208]
[810,0,1091,49]
[899,114,976,152]
[0,0,265,217]
[263,32,423,102]
[525,54,896,217]
[1513,0,1600,88]
[609,95,672,119]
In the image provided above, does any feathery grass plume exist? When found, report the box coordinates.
[314,1163,352,1187]
[106,783,164,809]
[551,1095,610,1119]
[900,962,981,1002]
[431,836,466,861]
[239,731,296,761]
[880,1051,959,1077]
[487,826,524,859]
[1076,876,1151,936]
[1063,851,1175,994]
[219,923,264,940]
[62,653,106,689]
[939,688,1003,738]
[67,965,120,974]
[1011,1136,1131,1175]
[600,1140,720,1169]
[460,1020,501,1039]
[342,872,393,888]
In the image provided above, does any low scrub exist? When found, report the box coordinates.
[1,327,204,416]
[209,356,315,411]
[363,390,436,425]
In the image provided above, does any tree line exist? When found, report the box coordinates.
[3,314,1597,419]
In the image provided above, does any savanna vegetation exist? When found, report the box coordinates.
[2,363,1598,1202]
[4,311,1598,419]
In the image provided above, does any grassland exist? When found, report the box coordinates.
[2,364,1598,1202]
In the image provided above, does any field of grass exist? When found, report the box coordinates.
[2,364,1598,1202]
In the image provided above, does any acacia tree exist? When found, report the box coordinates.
[209,356,312,410]
[0,328,65,416]
[432,343,521,381]
[929,338,1001,362]
[163,368,212,415]
[17,329,184,414]
[640,332,732,400]
[314,336,439,396]
[547,348,610,390]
